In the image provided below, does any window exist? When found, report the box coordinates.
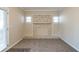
[0,9,7,51]
[0,18,4,30]
[0,10,4,30]
[53,16,59,23]
[26,16,32,23]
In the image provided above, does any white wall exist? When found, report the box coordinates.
[24,11,58,38]
[6,7,25,50]
[59,7,79,51]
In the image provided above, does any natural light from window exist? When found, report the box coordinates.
[26,16,32,23]
[0,10,4,30]
[53,16,59,23]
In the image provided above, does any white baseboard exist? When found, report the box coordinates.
[3,38,23,52]
[23,35,59,39]
[60,36,79,52]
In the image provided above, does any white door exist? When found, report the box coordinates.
[0,9,7,51]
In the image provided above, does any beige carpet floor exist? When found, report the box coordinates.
[7,39,77,52]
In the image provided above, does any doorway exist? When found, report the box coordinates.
[0,9,8,51]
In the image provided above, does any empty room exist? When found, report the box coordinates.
[0,7,79,52]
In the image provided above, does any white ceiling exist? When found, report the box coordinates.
[20,7,64,11]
